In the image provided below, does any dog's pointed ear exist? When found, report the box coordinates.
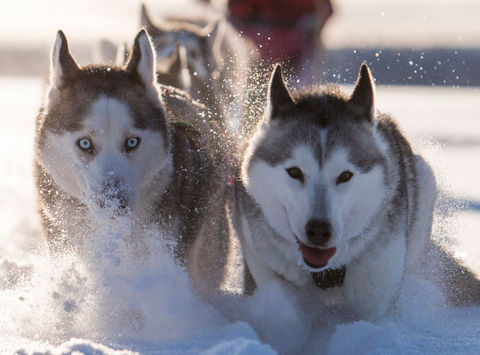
[140,4,159,33]
[170,44,191,91]
[49,30,79,87]
[126,29,157,88]
[349,63,375,121]
[268,64,295,119]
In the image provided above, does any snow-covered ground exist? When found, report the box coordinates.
[0,76,479,354]
[322,0,480,49]
[1,0,479,353]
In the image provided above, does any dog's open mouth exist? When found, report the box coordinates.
[296,238,336,269]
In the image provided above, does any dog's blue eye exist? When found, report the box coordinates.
[286,167,304,182]
[77,138,93,152]
[125,137,141,152]
[336,171,353,185]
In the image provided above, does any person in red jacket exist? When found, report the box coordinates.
[228,0,333,81]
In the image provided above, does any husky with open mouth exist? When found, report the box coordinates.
[34,29,231,298]
[231,63,441,319]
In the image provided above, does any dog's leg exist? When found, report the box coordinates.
[343,233,406,320]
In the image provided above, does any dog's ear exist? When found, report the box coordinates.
[349,63,375,121]
[126,29,157,88]
[49,30,80,88]
[140,4,159,34]
[268,64,295,119]
[169,44,191,91]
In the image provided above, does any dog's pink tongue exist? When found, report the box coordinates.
[299,244,336,268]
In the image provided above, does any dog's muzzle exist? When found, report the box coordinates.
[95,177,130,214]
[305,219,332,246]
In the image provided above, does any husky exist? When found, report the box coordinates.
[140,3,222,84]
[231,63,478,320]
[95,39,190,91]
[140,4,223,117]
[140,4,256,135]
[34,29,231,300]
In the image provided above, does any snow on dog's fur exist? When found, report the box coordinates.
[34,29,231,301]
[232,64,480,323]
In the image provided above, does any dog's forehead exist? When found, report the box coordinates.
[43,68,167,135]
[82,96,134,135]
[326,121,386,172]
[253,119,322,167]
[254,119,385,173]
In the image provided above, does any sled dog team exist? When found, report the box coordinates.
[34,4,479,329]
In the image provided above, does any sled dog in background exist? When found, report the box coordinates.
[140,4,255,133]
[34,29,231,299]
[232,63,441,320]
[94,39,191,91]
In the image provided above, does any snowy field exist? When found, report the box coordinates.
[1,0,480,353]
[0,76,479,354]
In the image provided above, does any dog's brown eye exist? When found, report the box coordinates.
[336,171,353,185]
[286,167,304,182]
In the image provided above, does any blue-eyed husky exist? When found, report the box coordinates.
[232,63,480,320]
[34,29,231,299]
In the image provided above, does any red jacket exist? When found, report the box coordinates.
[229,0,316,25]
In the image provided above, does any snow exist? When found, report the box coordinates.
[0,0,479,351]
[0,76,479,354]
[329,276,480,354]
[322,0,480,49]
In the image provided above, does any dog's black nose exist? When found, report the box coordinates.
[305,219,332,246]
[97,177,129,211]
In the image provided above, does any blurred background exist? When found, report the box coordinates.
[1,0,479,85]
[0,0,478,271]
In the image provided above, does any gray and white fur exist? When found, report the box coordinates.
[232,63,479,320]
[34,29,231,300]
